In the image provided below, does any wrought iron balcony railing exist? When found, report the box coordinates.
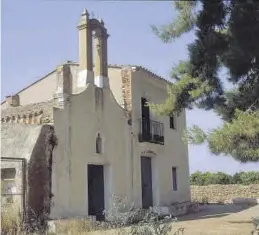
[138,118,164,145]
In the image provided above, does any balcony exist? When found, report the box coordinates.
[138,118,164,145]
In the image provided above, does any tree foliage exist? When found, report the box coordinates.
[190,171,259,185]
[152,0,259,162]
[152,2,198,43]
[184,110,259,162]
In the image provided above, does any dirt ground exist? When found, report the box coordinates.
[171,204,259,235]
[57,204,259,235]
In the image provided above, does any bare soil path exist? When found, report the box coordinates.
[171,204,259,235]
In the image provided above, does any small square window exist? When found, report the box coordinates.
[1,168,16,180]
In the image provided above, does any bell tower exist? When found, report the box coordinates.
[77,8,95,88]
[77,8,109,89]
[77,9,93,72]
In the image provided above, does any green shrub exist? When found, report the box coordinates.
[231,172,242,184]
[129,209,183,235]
[190,171,259,185]
[190,171,206,185]
[214,172,232,184]
[202,172,214,185]
[239,171,259,185]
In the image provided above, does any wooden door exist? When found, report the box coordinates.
[88,165,105,221]
[141,156,153,209]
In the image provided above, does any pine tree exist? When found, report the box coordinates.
[151,0,259,162]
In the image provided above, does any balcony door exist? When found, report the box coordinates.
[141,97,150,139]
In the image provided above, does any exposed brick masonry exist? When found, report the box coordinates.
[121,67,132,124]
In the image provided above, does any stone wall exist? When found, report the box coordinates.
[191,184,259,203]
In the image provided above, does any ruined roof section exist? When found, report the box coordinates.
[1,123,43,160]
[1,100,54,124]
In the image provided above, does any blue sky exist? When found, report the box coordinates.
[2,0,259,174]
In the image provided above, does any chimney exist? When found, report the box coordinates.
[6,95,20,107]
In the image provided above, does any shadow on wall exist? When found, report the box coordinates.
[26,125,57,225]
[178,204,255,222]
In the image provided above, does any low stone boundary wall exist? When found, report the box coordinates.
[191,184,259,203]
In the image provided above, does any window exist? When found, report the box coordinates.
[169,116,175,129]
[1,168,16,179]
[1,168,16,204]
[172,167,178,191]
[96,133,102,154]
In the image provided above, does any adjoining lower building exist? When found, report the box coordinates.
[1,124,56,221]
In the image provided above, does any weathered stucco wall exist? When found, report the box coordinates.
[130,69,191,207]
[1,124,43,215]
[1,124,43,159]
[191,185,259,203]
[51,62,191,219]
[1,124,56,221]
[108,67,125,107]
[51,83,131,218]
[70,65,124,107]
[16,71,57,106]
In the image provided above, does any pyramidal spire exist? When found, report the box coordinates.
[82,8,89,16]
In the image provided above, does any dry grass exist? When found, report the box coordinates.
[1,203,22,235]
[1,203,47,235]
[54,218,98,234]
[51,210,180,235]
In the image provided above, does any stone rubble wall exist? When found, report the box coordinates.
[121,67,132,123]
[191,184,259,203]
